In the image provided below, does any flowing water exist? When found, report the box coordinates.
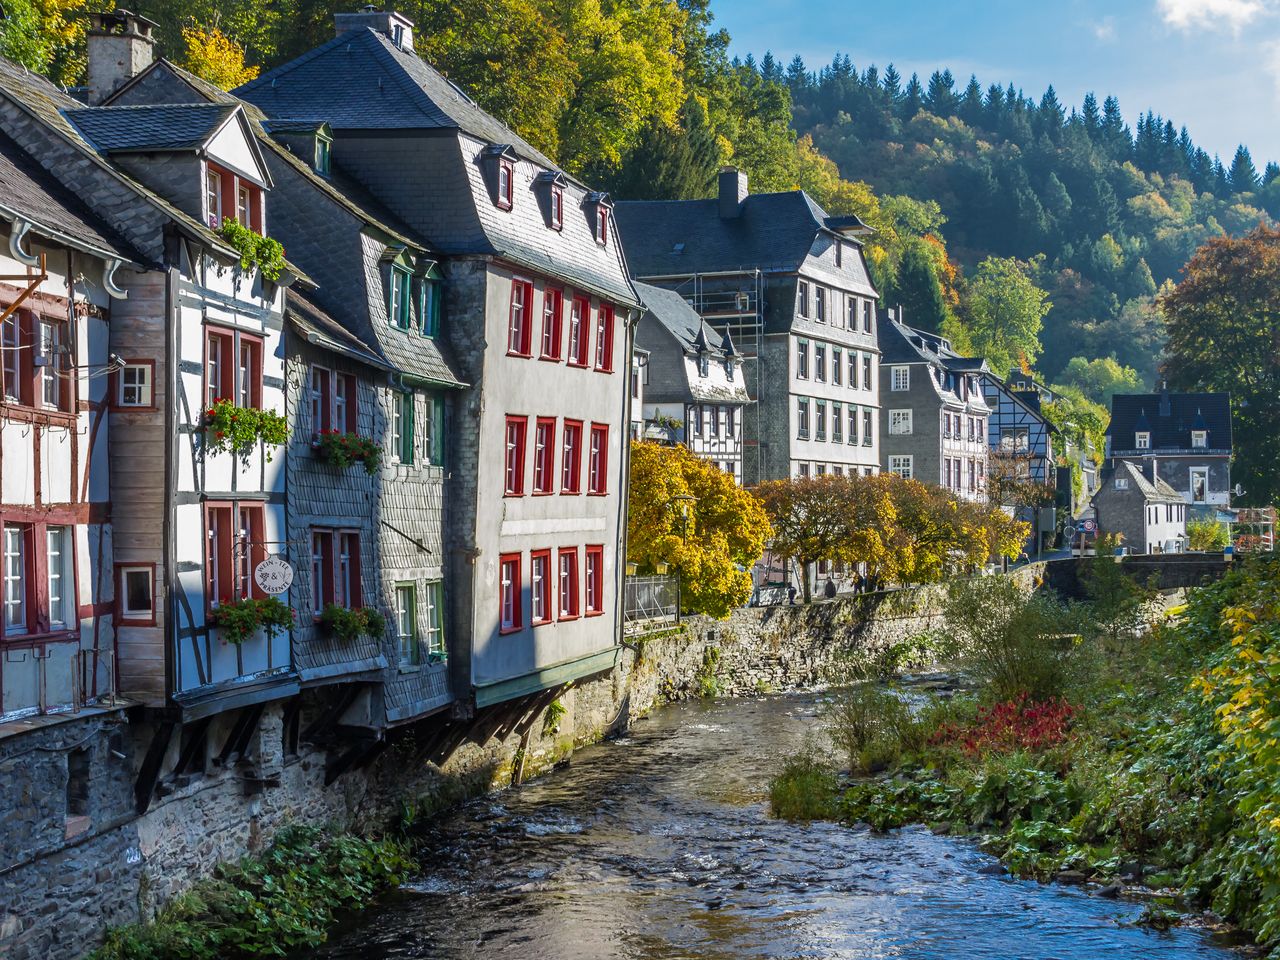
[308,694,1241,960]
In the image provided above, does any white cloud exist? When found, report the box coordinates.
[1157,0,1271,32]
[1092,16,1117,41]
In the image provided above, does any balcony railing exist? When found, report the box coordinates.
[623,575,679,635]
[0,641,116,724]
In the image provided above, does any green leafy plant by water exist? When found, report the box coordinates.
[770,557,1280,956]
[90,825,410,960]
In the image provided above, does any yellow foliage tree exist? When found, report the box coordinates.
[627,441,771,619]
[180,26,259,91]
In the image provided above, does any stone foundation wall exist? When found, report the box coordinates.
[0,565,1043,960]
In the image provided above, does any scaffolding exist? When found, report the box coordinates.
[639,269,767,483]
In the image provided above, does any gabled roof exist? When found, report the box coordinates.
[1107,460,1183,503]
[617,191,855,278]
[1107,390,1232,453]
[0,56,243,266]
[635,282,733,360]
[106,59,432,256]
[237,27,561,173]
[64,103,241,153]
[0,135,139,262]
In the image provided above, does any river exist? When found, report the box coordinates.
[307,694,1240,960]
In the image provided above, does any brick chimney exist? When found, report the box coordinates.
[718,167,748,219]
[85,9,157,105]
[335,6,415,51]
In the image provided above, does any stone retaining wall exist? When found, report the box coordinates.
[0,565,1043,960]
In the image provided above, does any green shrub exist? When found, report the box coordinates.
[1186,519,1230,552]
[90,825,410,960]
[694,646,721,699]
[944,576,1084,701]
[822,685,925,773]
[769,745,838,821]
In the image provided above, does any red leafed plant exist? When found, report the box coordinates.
[930,694,1076,755]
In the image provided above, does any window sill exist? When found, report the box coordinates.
[587,491,609,498]
[557,613,580,623]
[538,355,563,363]
[504,491,525,498]
[532,490,556,497]
[532,618,553,628]
[499,625,523,636]
[585,610,604,618]
[0,403,77,427]
[506,350,533,360]
[566,361,590,370]
[1,629,79,645]
[559,489,582,496]
[118,615,157,627]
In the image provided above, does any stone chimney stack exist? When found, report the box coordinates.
[85,9,157,105]
[335,6,415,51]
[718,167,748,219]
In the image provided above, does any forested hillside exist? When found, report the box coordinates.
[6,0,1272,398]
[773,58,1277,383]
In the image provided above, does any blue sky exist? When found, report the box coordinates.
[719,0,1279,166]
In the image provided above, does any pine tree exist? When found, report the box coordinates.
[882,63,902,101]
[959,74,984,126]
[759,51,781,84]
[1264,161,1280,186]
[1081,92,1100,137]
[1228,144,1259,193]
[925,69,957,115]
[892,242,949,333]
[786,54,808,91]
[902,73,925,120]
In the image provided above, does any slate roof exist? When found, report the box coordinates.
[0,56,243,266]
[635,282,732,357]
[234,31,639,308]
[0,135,139,261]
[64,103,240,153]
[287,289,394,372]
[1107,391,1232,453]
[237,27,560,172]
[107,60,429,253]
[1108,460,1184,503]
[616,192,850,277]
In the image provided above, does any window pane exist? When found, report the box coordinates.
[124,568,152,616]
[47,526,67,627]
[4,527,24,634]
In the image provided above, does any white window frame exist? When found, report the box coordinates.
[1135,431,1151,449]
[796,281,809,317]
[889,455,913,479]
[395,583,419,665]
[119,565,153,620]
[1191,430,1207,449]
[424,581,444,656]
[1190,466,1210,503]
[891,365,910,392]
[796,339,809,380]
[889,409,913,436]
[4,526,24,635]
[1115,477,1129,490]
[797,397,810,439]
[118,363,152,407]
[814,343,826,382]
[46,525,71,629]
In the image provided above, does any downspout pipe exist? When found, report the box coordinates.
[103,259,129,300]
[8,219,40,267]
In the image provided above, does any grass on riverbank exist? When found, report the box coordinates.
[89,825,411,960]
[771,557,1280,957]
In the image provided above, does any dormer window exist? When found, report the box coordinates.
[535,171,567,230]
[205,161,262,233]
[698,354,709,378]
[1135,431,1151,449]
[497,159,514,209]
[1116,477,1129,490]
[551,187,564,229]
[585,192,612,247]
[419,270,442,338]
[594,204,608,246]
[835,241,843,268]
[389,267,412,329]
[1191,430,1207,448]
[314,134,332,176]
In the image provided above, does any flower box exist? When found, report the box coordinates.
[314,430,381,475]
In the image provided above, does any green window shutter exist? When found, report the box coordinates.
[402,392,415,464]
[431,395,445,465]
[425,281,441,337]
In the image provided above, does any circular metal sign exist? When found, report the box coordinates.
[1081,518,1097,533]
[1063,526,1077,540]
[254,555,294,595]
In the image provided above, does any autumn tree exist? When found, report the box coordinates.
[986,450,1057,510]
[627,442,770,618]
[1160,224,1280,505]
[755,475,850,602]
[964,256,1051,376]
[180,26,258,90]
[1058,355,1145,406]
